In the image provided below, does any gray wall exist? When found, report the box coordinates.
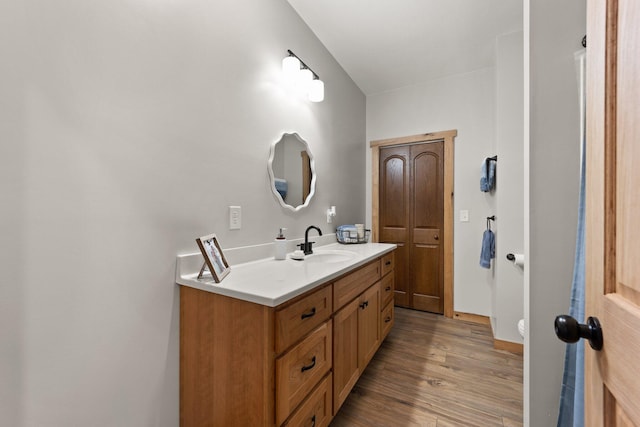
[0,1,365,425]
[527,0,585,424]
[494,31,524,343]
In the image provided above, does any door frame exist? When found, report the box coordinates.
[370,129,456,318]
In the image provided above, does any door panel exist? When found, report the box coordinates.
[380,227,406,242]
[411,229,441,310]
[382,155,408,226]
[413,228,441,245]
[380,147,410,308]
[586,0,640,424]
[412,150,443,228]
[392,243,409,307]
[599,295,640,422]
[412,244,442,313]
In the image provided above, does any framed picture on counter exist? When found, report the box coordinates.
[196,233,230,283]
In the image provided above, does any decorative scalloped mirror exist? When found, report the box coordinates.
[268,132,316,211]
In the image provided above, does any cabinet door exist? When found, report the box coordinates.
[332,298,359,414]
[357,284,380,369]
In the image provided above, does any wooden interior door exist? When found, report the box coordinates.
[379,142,444,313]
[379,145,410,307]
[585,0,640,424]
[410,143,445,313]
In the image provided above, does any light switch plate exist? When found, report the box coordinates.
[459,209,469,222]
[229,206,241,230]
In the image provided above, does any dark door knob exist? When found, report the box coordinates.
[554,315,603,351]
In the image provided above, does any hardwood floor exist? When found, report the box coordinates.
[330,307,523,427]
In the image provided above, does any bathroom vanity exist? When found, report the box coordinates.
[177,243,395,427]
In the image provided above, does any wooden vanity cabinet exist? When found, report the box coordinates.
[180,250,395,427]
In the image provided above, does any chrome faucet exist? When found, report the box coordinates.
[299,225,322,255]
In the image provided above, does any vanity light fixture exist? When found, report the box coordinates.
[282,49,324,102]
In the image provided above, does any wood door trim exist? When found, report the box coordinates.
[586,0,607,424]
[370,130,458,148]
[371,129,456,318]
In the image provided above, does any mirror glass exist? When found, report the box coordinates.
[268,132,316,211]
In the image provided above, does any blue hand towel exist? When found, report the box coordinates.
[479,229,495,269]
[480,158,496,192]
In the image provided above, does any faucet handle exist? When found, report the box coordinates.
[301,241,315,255]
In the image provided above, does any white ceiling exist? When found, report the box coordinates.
[287,0,523,95]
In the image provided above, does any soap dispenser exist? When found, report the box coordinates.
[274,228,287,260]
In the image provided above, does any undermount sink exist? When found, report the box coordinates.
[305,249,357,263]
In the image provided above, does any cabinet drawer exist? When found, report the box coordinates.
[379,273,394,309]
[380,251,394,277]
[276,285,332,354]
[283,373,332,427]
[381,302,394,339]
[333,261,380,311]
[276,320,332,426]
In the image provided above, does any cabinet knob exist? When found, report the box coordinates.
[301,307,316,320]
[434,234,439,240]
[385,286,391,291]
[301,356,317,373]
[359,301,369,310]
[385,260,392,266]
[385,316,392,323]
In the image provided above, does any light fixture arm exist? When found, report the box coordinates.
[287,49,320,80]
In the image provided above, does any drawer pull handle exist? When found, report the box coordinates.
[385,261,391,266]
[301,307,316,320]
[311,414,316,427]
[385,316,392,323]
[385,286,391,291]
[301,356,317,373]
[359,301,369,310]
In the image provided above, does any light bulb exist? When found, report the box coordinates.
[309,79,324,102]
[282,56,300,80]
[296,68,313,94]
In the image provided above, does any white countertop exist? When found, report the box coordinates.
[176,242,396,307]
